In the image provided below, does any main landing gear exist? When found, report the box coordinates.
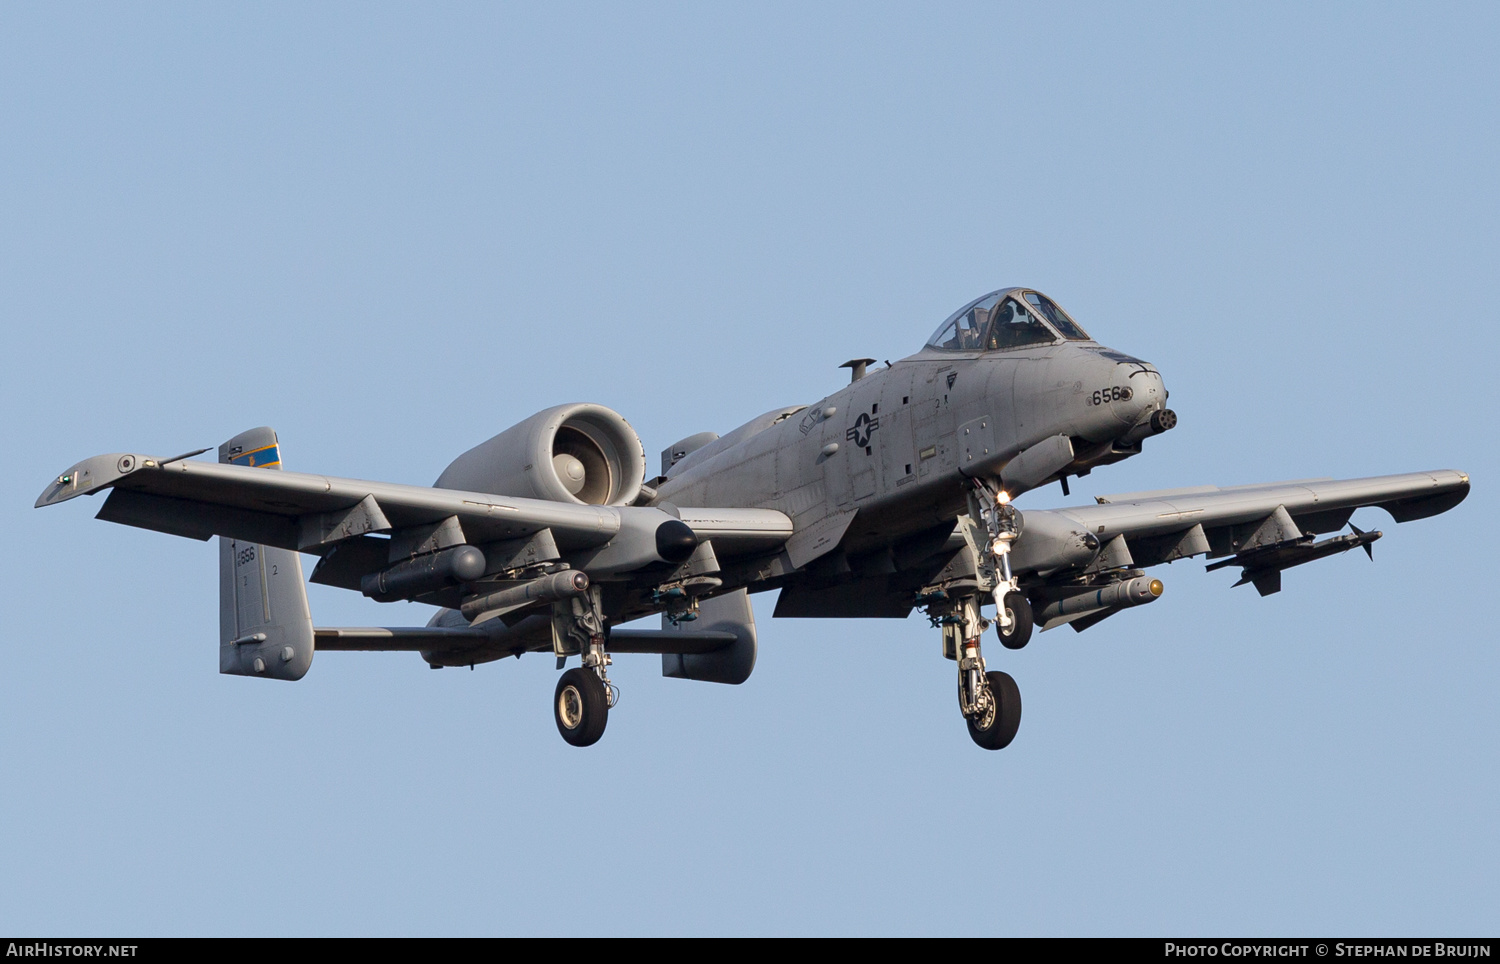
[966,670,1022,751]
[550,585,618,747]
[932,593,1024,750]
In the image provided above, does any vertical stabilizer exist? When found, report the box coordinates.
[218,427,314,680]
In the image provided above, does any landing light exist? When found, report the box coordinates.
[997,490,1011,505]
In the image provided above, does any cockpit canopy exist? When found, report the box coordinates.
[926,288,1091,352]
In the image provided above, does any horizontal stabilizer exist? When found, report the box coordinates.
[313,626,493,651]
[605,629,739,655]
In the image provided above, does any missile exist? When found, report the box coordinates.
[1036,575,1163,625]
[460,569,591,622]
[1205,524,1382,594]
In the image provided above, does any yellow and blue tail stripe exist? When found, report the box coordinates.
[230,444,281,469]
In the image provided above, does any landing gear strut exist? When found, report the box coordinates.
[916,477,1032,749]
[550,585,618,747]
[966,477,1031,649]
[929,592,1025,750]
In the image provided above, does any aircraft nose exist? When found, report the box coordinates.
[1109,359,1176,442]
[1091,360,1157,425]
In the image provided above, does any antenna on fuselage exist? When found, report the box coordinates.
[840,358,878,383]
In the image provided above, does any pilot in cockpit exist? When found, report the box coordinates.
[929,288,1093,353]
[986,299,1053,350]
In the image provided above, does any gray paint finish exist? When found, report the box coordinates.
[35,286,1471,748]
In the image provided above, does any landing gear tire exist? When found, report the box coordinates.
[967,670,1022,750]
[995,592,1034,650]
[554,667,609,747]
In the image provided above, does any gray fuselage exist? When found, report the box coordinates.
[656,336,1169,557]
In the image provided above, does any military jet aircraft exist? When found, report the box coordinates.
[36,287,1470,749]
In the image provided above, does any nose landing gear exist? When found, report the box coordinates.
[967,477,1033,650]
[995,591,1034,650]
[920,476,1032,750]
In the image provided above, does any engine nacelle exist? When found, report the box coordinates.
[435,403,647,506]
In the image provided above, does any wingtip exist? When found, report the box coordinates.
[35,452,149,508]
[35,471,81,508]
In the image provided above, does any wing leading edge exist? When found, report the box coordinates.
[1018,469,1469,597]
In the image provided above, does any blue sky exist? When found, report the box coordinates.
[2,3,1496,935]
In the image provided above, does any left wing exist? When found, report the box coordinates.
[1009,470,1469,627]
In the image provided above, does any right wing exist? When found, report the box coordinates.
[35,450,791,586]
[36,450,622,552]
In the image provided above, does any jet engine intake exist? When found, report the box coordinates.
[435,403,648,506]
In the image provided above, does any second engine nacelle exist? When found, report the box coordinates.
[435,403,648,506]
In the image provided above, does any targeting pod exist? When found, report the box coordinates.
[361,545,487,602]
[1036,575,1163,625]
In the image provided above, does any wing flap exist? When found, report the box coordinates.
[98,488,300,549]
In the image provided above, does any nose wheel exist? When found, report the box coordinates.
[995,591,1034,649]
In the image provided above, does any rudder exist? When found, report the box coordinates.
[218,427,314,680]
